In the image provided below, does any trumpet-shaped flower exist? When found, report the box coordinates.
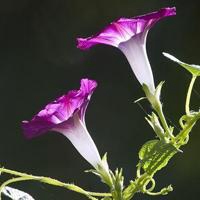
[22,79,102,169]
[77,7,176,93]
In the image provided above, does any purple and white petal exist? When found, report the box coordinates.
[22,79,97,138]
[77,7,176,93]
[77,8,176,50]
[22,79,101,168]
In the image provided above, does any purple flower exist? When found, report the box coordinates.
[77,7,176,93]
[22,79,102,168]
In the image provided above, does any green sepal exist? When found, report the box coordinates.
[84,169,100,176]
[163,52,200,76]
[145,112,165,140]
[134,97,147,103]
[110,168,124,200]
[142,82,164,111]
[85,153,113,188]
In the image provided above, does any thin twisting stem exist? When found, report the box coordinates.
[185,75,197,115]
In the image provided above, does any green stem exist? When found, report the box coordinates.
[185,75,197,115]
[176,112,200,145]
[0,168,111,198]
[125,113,200,199]
[156,105,173,140]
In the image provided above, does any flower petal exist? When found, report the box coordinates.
[53,113,101,168]
[22,79,97,139]
[77,8,176,93]
[118,34,155,92]
[77,7,176,49]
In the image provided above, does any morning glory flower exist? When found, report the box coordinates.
[22,79,102,169]
[77,7,176,93]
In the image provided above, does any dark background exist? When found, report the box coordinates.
[0,0,200,199]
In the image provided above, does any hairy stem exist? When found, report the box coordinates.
[0,168,111,198]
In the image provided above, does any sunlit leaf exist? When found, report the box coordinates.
[163,52,200,76]
[139,140,159,160]
[138,139,178,174]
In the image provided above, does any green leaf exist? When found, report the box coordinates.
[139,140,159,161]
[138,140,178,174]
[163,52,200,76]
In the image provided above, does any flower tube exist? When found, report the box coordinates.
[77,7,176,93]
[22,79,102,169]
